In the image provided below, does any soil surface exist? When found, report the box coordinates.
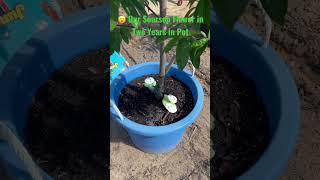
[211,56,270,179]
[118,75,194,126]
[25,49,108,180]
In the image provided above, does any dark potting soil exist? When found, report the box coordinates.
[212,56,270,179]
[118,75,195,126]
[25,49,109,180]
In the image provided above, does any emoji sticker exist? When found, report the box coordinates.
[118,15,126,24]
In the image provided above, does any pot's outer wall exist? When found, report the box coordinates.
[110,63,204,154]
[0,6,108,179]
[212,14,300,180]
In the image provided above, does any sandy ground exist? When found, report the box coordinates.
[111,1,211,179]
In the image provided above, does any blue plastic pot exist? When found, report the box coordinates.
[0,6,108,179]
[110,62,204,154]
[212,15,300,179]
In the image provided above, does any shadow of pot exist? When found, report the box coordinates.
[211,13,300,179]
[0,6,108,179]
[110,63,204,154]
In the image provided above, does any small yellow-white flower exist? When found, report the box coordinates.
[166,94,177,104]
[162,94,178,113]
[144,77,157,90]
[144,77,157,87]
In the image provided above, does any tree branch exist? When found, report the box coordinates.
[165,55,175,74]
[144,2,160,17]
[158,0,167,99]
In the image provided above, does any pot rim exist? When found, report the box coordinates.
[110,62,205,137]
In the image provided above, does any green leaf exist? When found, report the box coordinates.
[176,38,191,70]
[131,19,141,28]
[122,0,147,17]
[164,37,179,53]
[120,0,131,16]
[192,44,207,68]
[155,35,171,44]
[191,38,208,48]
[190,54,200,69]
[213,0,250,28]
[188,0,198,8]
[110,19,117,31]
[261,0,288,25]
[120,28,131,44]
[130,0,147,16]
[110,30,121,52]
[185,7,196,17]
[189,38,209,68]
[194,0,210,26]
[110,0,120,20]
[122,0,139,17]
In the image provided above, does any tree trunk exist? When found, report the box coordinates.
[157,0,167,99]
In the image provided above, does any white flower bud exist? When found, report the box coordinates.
[167,94,177,104]
[162,97,177,113]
